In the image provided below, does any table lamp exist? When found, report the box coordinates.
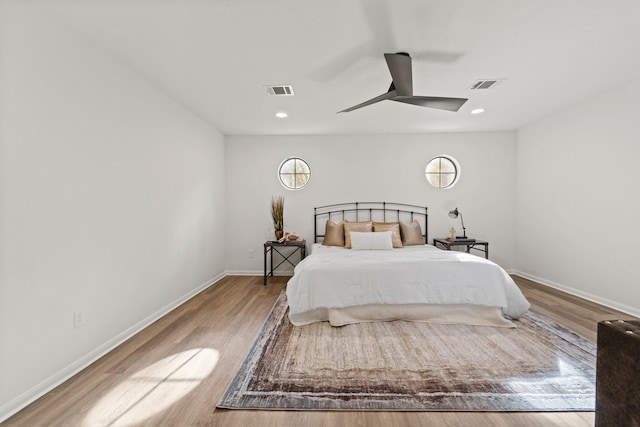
[448,208,467,238]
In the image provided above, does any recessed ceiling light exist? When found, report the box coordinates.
[275,112,288,118]
[471,108,485,115]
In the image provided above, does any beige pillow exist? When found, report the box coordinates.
[400,220,424,246]
[323,221,345,246]
[372,222,403,248]
[343,221,373,248]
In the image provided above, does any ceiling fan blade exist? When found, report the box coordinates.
[392,96,468,112]
[384,53,413,96]
[338,90,397,113]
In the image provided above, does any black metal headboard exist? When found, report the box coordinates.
[314,202,428,244]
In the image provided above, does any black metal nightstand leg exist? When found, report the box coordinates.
[263,244,268,286]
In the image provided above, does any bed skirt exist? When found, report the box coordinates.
[290,303,517,328]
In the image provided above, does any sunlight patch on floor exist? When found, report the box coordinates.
[83,348,219,426]
[532,411,595,426]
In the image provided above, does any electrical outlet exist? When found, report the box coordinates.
[74,311,84,329]
[249,249,255,259]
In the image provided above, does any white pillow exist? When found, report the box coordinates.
[349,231,393,250]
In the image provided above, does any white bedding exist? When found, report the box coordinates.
[286,244,530,326]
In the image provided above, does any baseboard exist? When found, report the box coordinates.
[0,272,227,423]
[512,270,640,319]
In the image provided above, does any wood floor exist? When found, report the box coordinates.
[3,275,635,427]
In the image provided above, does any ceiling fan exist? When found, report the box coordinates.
[338,52,468,113]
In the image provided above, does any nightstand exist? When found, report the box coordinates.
[433,238,489,259]
[263,240,306,285]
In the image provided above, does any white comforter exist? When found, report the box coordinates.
[286,244,530,326]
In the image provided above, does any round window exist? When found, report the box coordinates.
[425,155,460,189]
[278,157,311,190]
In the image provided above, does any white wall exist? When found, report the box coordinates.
[225,132,517,273]
[0,4,226,418]
[515,78,640,315]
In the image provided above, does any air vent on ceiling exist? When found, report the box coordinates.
[265,85,294,96]
[469,79,505,90]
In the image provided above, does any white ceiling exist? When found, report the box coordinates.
[31,0,640,135]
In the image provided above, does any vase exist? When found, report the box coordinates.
[275,230,284,240]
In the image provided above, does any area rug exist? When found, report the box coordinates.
[218,292,596,411]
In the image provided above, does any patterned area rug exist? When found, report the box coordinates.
[218,292,596,411]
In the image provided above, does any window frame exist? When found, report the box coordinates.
[278,156,311,190]
[425,155,460,189]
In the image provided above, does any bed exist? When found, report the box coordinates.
[285,202,530,327]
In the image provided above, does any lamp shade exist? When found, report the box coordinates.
[448,208,460,219]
